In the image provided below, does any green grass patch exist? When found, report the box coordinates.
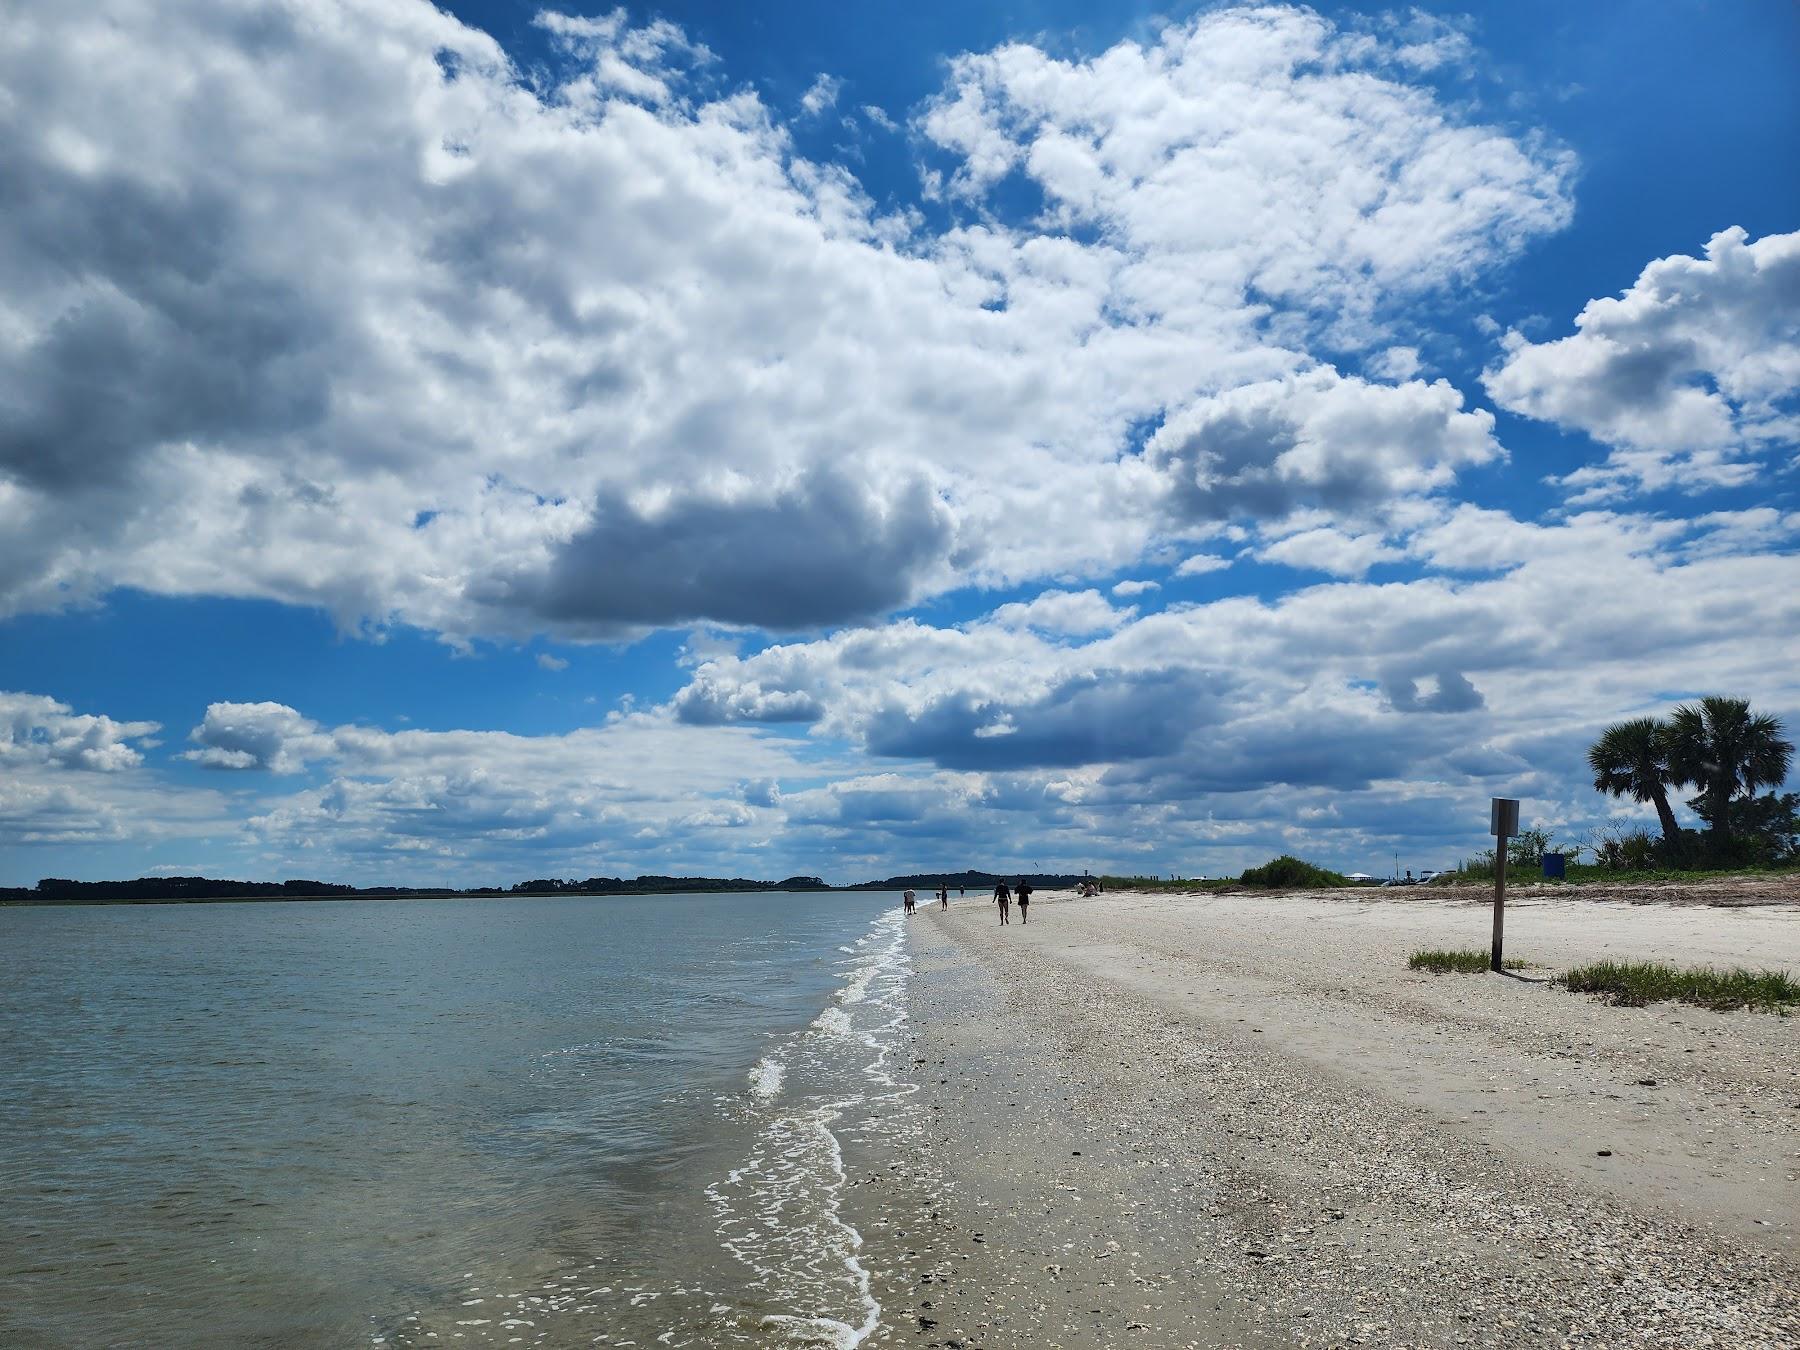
[1558,960,1800,1012]
[1557,861,1800,884]
[1443,861,1800,887]
[1098,876,1234,893]
[1408,948,1529,974]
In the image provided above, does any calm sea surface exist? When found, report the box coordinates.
[0,891,916,1348]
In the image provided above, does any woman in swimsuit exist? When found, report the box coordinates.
[993,880,1011,924]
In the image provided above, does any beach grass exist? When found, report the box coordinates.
[1440,861,1800,887]
[1558,959,1799,1012]
[1099,875,1235,892]
[1408,948,1529,974]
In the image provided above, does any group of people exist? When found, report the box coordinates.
[899,879,1038,924]
[991,879,1032,923]
[900,883,959,915]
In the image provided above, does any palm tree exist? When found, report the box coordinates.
[1666,697,1794,851]
[1588,716,1682,851]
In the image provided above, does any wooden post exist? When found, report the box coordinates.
[1491,844,1506,973]
[1489,798,1519,973]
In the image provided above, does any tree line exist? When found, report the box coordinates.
[0,871,1090,904]
[0,874,832,904]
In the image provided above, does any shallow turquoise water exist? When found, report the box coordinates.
[0,891,908,1347]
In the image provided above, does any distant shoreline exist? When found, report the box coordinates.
[0,886,836,908]
[0,870,1093,908]
[11,867,1800,908]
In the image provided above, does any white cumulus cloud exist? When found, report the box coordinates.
[0,692,160,773]
[1175,553,1233,577]
[0,692,227,848]
[182,702,334,773]
[799,73,842,117]
[987,589,1132,636]
[1258,527,1403,578]
[0,0,1571,643]
[663,506,1800,862]
[1485,226,1800,500]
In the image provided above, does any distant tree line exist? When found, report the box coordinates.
[7,871,1096,904]
[503,875,829,894]
[2,876,387,903]
[842,870,1091,891]
[0,874,836,904]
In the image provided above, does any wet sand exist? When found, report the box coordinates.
[852,884,1800,1348]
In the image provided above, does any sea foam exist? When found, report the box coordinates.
[748,1054,786,1099]
[705,907,918,1348]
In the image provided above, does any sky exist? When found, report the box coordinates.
[2,0,1797,887]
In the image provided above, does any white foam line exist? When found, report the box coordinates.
[704,906,917,1348]
[761,1101,876,1350]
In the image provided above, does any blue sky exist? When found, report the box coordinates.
[1,0,1796,886]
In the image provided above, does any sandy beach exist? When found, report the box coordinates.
[849,883,1800,1348]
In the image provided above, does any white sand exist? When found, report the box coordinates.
[855,883,1800,1347]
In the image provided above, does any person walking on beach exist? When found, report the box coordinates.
[1015,878,1032,923]
[903,888,916,915]
[938,882,949,909]
[994,880,1011,924]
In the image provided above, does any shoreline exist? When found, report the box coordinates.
[857,884,1800,1347]
[13,868,1798,909]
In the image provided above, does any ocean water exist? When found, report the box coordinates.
[0,891,918,1348]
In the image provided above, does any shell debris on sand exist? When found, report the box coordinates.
[845,885,1800,1348]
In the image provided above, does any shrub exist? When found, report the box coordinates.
[1238,855,1349,888]
[1588,825,1662,871]
[1699,792,1800,867]
[1508,828,1557,870]
[1460,830,1582,880]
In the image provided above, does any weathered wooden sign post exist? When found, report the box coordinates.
[1490,797,1520,972]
